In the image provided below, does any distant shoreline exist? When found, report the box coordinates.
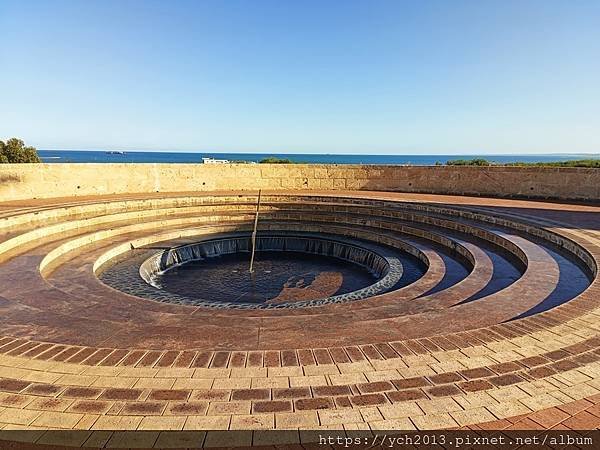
[36,150,600,166]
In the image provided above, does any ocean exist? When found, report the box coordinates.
[37,150,599,165]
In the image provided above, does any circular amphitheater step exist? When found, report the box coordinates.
[0,190,598,441]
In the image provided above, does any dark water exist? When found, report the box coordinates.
[37,150,599,165]
[157,251,377,304]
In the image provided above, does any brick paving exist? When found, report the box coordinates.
[0,190,598,447]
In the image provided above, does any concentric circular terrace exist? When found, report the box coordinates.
[1,173,600,446]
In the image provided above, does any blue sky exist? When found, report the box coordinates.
[1,0,599,154]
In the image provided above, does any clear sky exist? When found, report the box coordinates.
[1,0,599,154]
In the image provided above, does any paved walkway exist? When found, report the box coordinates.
[0,191,598,447]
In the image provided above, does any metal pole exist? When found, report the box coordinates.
[249,189,261,273]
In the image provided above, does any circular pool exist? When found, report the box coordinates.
[100,232,421,308]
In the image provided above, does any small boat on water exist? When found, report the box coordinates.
[106,151,126,155]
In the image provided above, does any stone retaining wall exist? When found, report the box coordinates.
[0,163,598,201]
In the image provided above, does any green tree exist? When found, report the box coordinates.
[446,158,491,166]
[0,138,41,163]
[259,157,295,164]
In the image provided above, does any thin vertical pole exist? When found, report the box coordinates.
[249,189,261,273]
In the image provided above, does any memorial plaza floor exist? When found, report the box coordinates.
[0,190,598,447]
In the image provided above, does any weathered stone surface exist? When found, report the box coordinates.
[1,164,598,201]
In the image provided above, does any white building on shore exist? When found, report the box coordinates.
[202,157,230,164]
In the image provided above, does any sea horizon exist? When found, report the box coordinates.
[37,149,600,165]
